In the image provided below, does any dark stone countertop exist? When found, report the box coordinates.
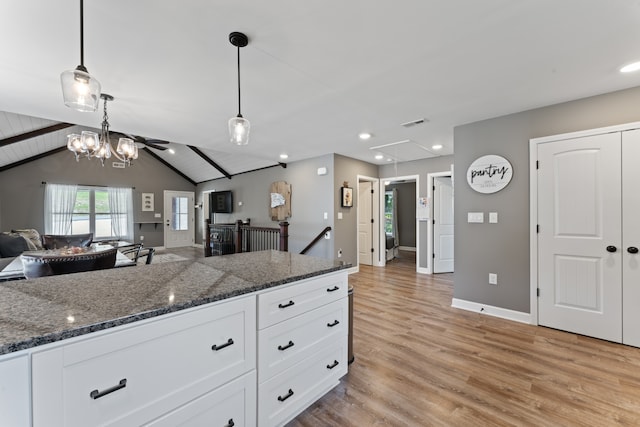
[0,251,349,355]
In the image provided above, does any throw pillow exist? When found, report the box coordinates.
[12,229,42,250]
[0,233,31,257]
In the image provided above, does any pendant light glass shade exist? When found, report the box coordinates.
[229,115,250,145]
[61,66,101,112]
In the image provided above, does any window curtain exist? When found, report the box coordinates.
[107,187,133,241]
[392,188,399,253]
[44,183,78,234]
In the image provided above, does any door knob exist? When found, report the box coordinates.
[606,246,617,253]
[628,247,639,254]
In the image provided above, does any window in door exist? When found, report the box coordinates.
[171,196,189,231]
[384,190,394,235]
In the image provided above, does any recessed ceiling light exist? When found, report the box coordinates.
[620,61,640,73]
[359,132,372,140]
[374,153,384,160]
[168,148,176,154]
[432,144,443,150]
[280,153,289,159]
[387,158,393,162]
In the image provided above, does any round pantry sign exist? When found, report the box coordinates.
[466,155,513,194]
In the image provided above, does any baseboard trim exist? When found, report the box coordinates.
[346,266,359,275]
[398,246,416,252]
[451,298,532,324]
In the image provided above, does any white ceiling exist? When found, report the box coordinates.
[2,0,640,181]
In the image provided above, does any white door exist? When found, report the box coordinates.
[164,191,195,249]
[433,176,454,273]
[537,133,622,342]
[622,129,640,346]
[358,181,373,265]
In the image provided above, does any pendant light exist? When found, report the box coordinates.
[60,0,101,112]
[228,32,250,145]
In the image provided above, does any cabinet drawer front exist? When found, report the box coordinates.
[258,298,347,383]
[258,341,347,427]
[33,296,256,427]
[145,370,256,427]
[258,271,347,329]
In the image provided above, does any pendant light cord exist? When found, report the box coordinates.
[79,0,85,67]
[237,45,242,116]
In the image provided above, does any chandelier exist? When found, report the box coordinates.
[67,94,138,166]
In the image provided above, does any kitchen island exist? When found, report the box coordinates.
[0,250,350,426]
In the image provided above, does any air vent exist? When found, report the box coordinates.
[400,118,428,128]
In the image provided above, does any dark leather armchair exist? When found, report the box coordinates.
[41,233,93,250]
[21,247,116,279]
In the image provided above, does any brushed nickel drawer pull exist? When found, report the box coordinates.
[327,360,339,369]
[277,388,294,402]
[89,378,127,400]
[327,320,340,327]
[225,418,235,427]
[212,338,234,351]
[278,300,295,309]
[278,340,295,351]
[327,286,340,292]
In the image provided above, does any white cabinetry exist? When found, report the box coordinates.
[257,272,348,426]
[32,295,256,427]
[0,353,30,426]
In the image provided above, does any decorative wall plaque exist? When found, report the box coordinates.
[466,155,513,194]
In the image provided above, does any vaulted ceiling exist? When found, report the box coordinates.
[2,0,640,182]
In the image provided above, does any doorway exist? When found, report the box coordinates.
[433,176,454,273]
[357,176,381,268]
[164,190,195,249]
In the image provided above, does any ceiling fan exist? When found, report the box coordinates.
[111,132,170,151]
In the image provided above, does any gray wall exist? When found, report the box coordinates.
[197,154,335,259]
[333,154,379,266]
[386,182,416,248]
[454,85,640,313]
[379,155,454,268]
[0,149,195,247]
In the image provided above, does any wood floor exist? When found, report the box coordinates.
[285,251,640,427]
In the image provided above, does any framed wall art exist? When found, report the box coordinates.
[341,187,353,207]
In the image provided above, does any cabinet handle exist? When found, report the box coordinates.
[628,247,639,254]
[327,286,340,292]
[607,245,617,253]
[277,388,294,402]
[89,378,127,400]
[225,419,235,427]
[327,360,339,370]
[212,338,234,351]
[327,320,340,327]
[278,340,295,351]
[278,300,295,309]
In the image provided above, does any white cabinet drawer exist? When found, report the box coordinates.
[33,295,256,427]
[258,340,347,427]
[258,298,347,383]
[258,271,347,329]
[145,370,256,427]
[0,353,30,427]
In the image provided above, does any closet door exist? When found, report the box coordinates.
[622,129,640,346]
[537,132,622,342]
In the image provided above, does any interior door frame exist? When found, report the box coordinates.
[378,174,419,272]
[529,120,640,327]
[357,175,382,268]
[426,170,452,274]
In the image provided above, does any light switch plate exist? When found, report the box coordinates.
[489,212,498,223]
[338,212,343,220]
[154,213,161,218]
[467,212,484,223]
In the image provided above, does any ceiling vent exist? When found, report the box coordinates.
[400,118,428,128]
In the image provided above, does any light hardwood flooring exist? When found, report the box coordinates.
[285,251,640,426]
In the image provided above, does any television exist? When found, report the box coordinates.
[210,191,233,214]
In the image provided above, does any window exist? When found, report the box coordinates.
[384,190,394,235]
[171,196,189,231]
[45,183,133,240]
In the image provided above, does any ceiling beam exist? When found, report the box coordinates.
[187,145,232,180]
[143,147,197,186]
[0,146,67,172]
[0,122,74,148]
[198,161,288,184]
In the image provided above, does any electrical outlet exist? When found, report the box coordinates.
[140,235,144,241]
[489,273,497,285]
[324,231,331,239]
[324,212,328,220]
[337,249,342,258]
